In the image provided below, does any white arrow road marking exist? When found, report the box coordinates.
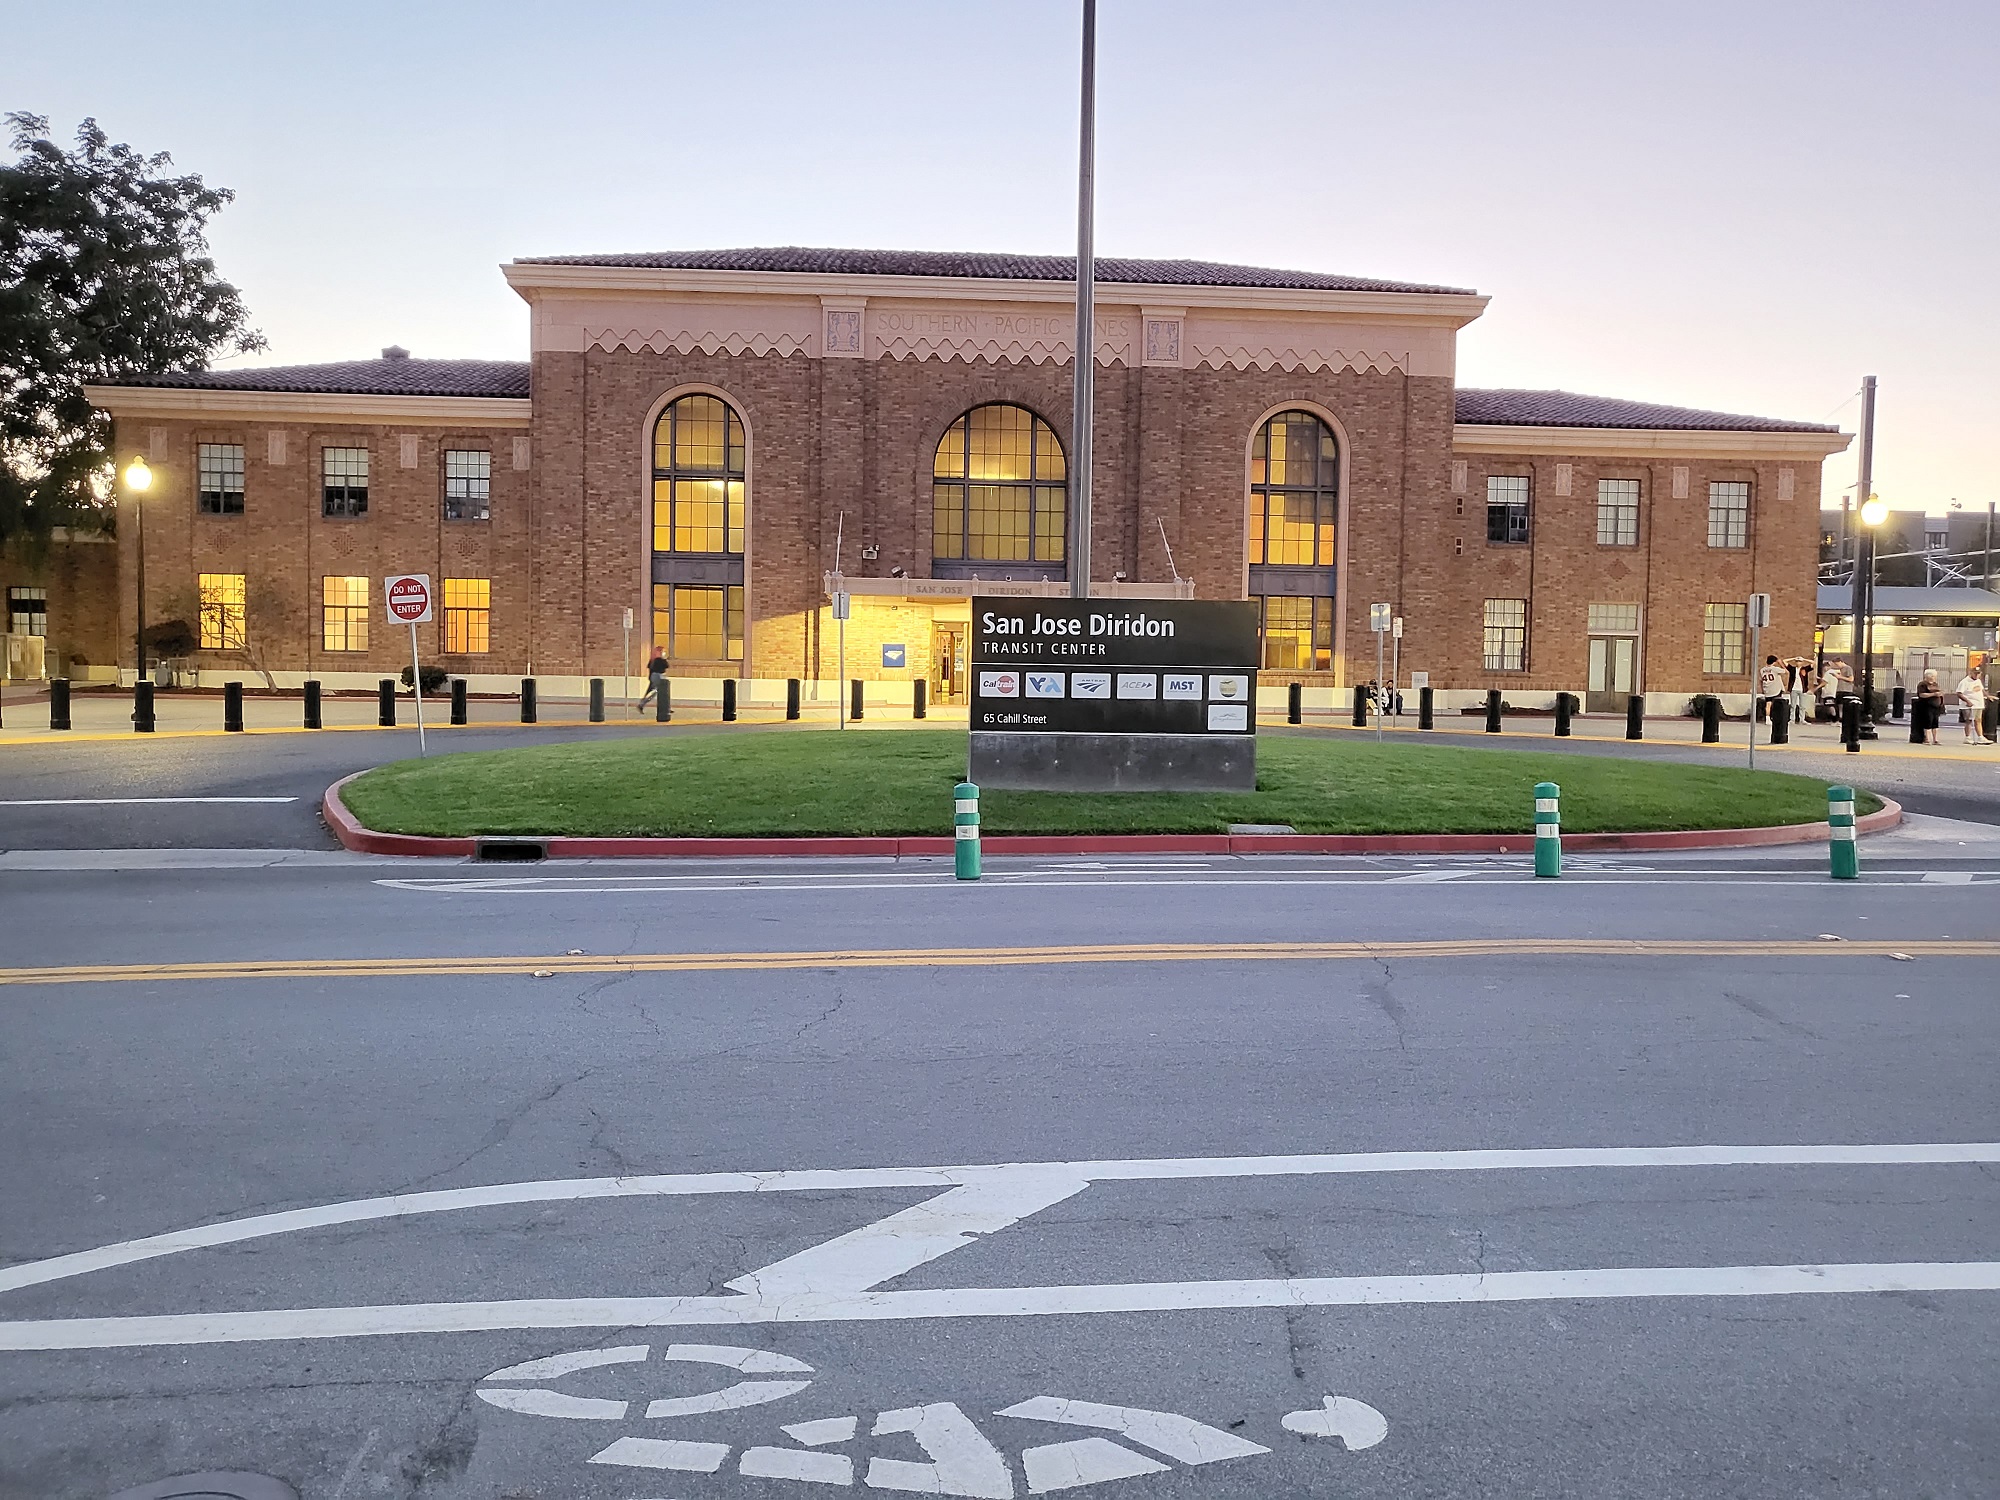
[868,1402,1013,1498]
[481,1343,649,1382]
[664,1342,813,1373]
[727,1170,1090,1299]
[740,1445,855,1485]
[1020,1437,1169,1493]
[588,1435,730,1472]
[1281,1396,1389,1450]
[786,1416,860,1445]
[646,1378,811,1418]
[997,1397,1268,1465]
[475,1386,628,1421]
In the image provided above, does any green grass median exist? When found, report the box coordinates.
[337,729,1878,838]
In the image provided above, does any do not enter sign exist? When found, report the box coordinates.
[385,574,433,624]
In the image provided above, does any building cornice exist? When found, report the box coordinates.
[504,262,1490,329]
[1453,423,1851,461]
[80,385,533,428]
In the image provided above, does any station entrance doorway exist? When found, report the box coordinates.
[933,623,967,703]
[1585,604,1641,713]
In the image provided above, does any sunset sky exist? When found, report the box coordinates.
[7,0,1994,515]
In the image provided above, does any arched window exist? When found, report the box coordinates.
[651,393,746,663]
[932,404,1066,564]
[1248,410,1337,566]
[653,394,745,555]
[1248,410,1339,672]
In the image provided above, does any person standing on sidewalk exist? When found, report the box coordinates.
[1788,658,1813,727]
[1957,668,1991,744]
[1757,655,1788,725]
[1913,669,1946,745]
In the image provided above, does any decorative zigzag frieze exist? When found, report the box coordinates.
[1192,344,1407,375]
[585,328,813,358]
[876,337,1136,366]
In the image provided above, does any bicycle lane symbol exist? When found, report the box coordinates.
[472,1339,1388,1494]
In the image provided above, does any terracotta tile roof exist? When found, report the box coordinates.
[103,358,531,398]
[1456,388,1838,433]
[514,245,1475,296]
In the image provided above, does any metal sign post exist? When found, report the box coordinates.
[1369,603,1391,742]
[833,591,851,730]
[622,607,634,709]
[1748,591,1771,770]
[385,574,433,757]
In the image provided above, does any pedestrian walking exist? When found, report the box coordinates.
[1913,669,1946,746]
[636,653,668,714]
[1957,667,1991,744]
[1757,655,1788,724]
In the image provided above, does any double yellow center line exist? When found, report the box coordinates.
[1,938,1994,987]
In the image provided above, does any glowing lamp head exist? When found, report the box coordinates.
[1859,495,1888,527]
[123,456,153,492]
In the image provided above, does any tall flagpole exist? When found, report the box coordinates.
[1068,0,1096,600]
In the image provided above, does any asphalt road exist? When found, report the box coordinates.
[1,856,1996,1499]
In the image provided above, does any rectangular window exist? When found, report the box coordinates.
[197,573,245,650]
[1707,481,1749,548]
[322,447,369,518]
[197,443,245,515]
[1256,595,1334,671]
[1595,478,1639,546]
[1486,475,1530,545]
[652,583,744,662]
[654,478,745,555]
[7,585,49,637]
[1703,602,1747,674]
[1482,598,1527,671]
[1586,602,1640,634]
[442,577,491,653]
[322,576,370,652]
[443,449,491,521]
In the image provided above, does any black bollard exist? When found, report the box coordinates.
[223,680,245,733]
[1771,697,1790,744]
[1352,685,1368,727]
[722,678,738,722]
[1985,699,1999,742]
[303,679,322,729]
[378,679,397,727]
[49,678,71,731]
[1288,682,1303,725]
[1418,685,1434,730]
[1555,691,1574,738]
[912,678,926,720]
[787,678,802,721]
[133,680,155,733]
[655,680,671,723]
[1700,695,1721,744]
[1485,689,1503,733]
[1625,694,1644,740]
[589,678,605,723]
[450,678,467,726]
[521,678,538,723]
[1842,696,1861,751]
[1909,708,1926,745]
[1892,685,1906,720]
[850,678,864,722]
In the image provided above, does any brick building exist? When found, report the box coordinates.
[81,247,1850,707]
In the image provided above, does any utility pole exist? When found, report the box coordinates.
[1067,0,1096,601]
[1987,500,1995,591]
[1851,375,1878,737]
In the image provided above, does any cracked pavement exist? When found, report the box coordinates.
[1,852,1997,1498]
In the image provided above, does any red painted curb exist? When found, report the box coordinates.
[322,777,1902,861]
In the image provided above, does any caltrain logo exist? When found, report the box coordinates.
[979,672,1020,697]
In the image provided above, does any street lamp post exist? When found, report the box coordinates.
[125,456,153,683]
[1857,492,1887,737]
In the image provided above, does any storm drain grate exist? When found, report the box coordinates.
[106,1475,297,1500]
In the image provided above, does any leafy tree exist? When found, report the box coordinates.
[0,113,265,549]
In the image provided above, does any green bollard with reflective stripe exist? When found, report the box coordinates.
[954,781,981,880]
[1828,784,1859,879]
[1534,781,1561,878]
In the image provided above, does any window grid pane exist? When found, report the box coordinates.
[442,577,490,654]
[444,449,491,521]
[1596,478,1639,546]
[1249,411,1338,567]
[197,573,245,650]
[322,447,369,518]
[653,396,747,556]
[322,576,370,652]
[933,405,1066,563]
[1587,603,1640,634]
[197,444,245,515]
[1482,597,1527,671]
[1256,594,1335,671]
[1487,475,1530,545]
[1708,481,1750,548]
[654,584,744,662]
[8,586,49,636]
[1704,602,1748,674]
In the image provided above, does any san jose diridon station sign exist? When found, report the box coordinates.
[970,597,1259,791]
